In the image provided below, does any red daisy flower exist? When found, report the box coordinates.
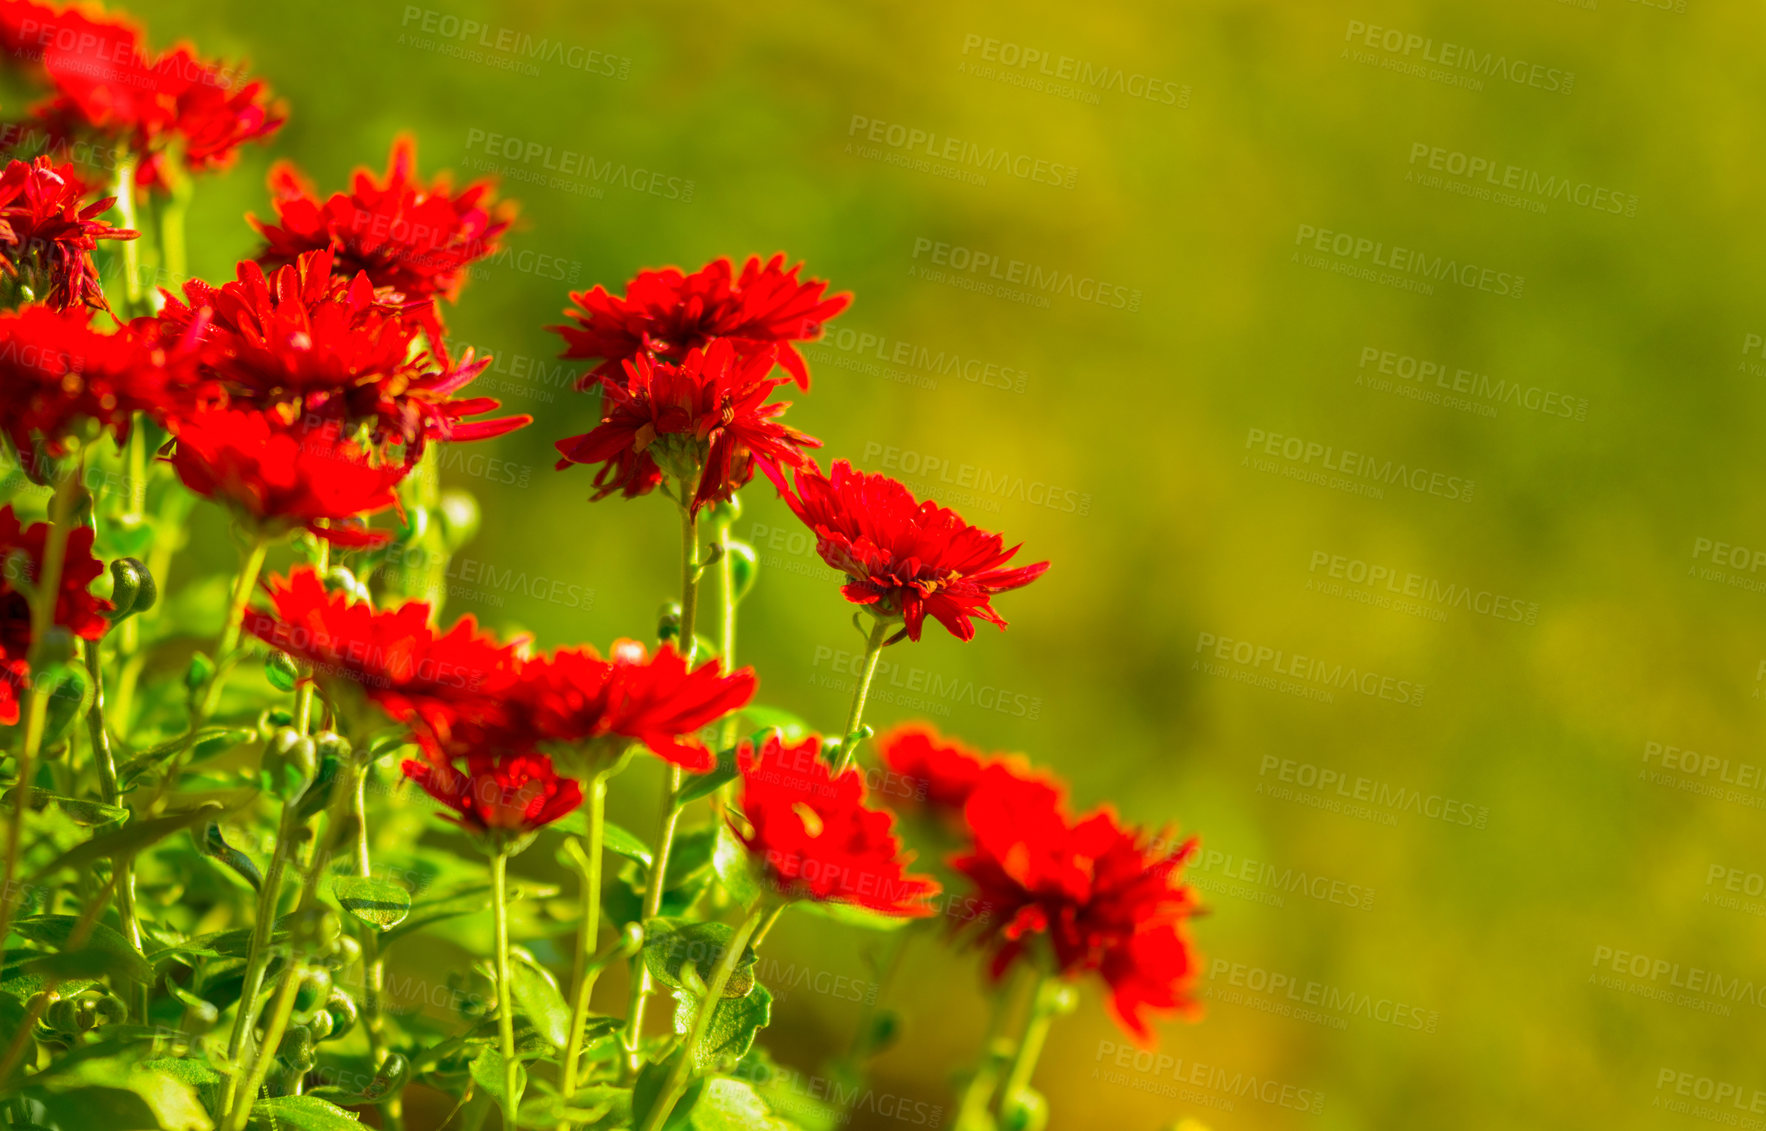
[402,750,582,839]
[243,567,521,741]
[22,8,283,187]
[952,767,1203,1045]
[155,249,528,457]
[550,254,850,390]
[877,723,996,814]
[554,338,818,514]
[733,733,939,916]
[778,460,1049,642]
[0,503,112,725]
[0,303,171,463]
[255,135,514,306]
[517,639,756,773]
[0,156,134,309]
[167,407,411,547]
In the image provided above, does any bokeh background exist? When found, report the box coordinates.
[117,0,1765,1127]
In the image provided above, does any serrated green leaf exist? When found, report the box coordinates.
[673,984,773,1072]
[247,1094,361,1130]
[200,823,262,892]
[601,821,654,867]
[21,1056,212,1131]
[690,1075,795,1131]
[643,919,756,998]
[468,1044,526,1121]
[330,875,412,930]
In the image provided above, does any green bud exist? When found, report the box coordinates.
[323,987,358,1041]
[727,540,758,600]
[370,1052,410,1095]
[325,933,362,972]
[305,1008,334,1043]
[313,731,353,765]
[999,1090,1047,1131]
[658,602,682,642]
[274,1024,316,1073]
[264,650,299,693]
[44,998,77,1034]
[106,557,157,620]
[185,651,215,692]
[398,505,430,545]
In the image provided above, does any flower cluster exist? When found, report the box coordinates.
[0,156,134,310]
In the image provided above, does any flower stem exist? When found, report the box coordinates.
[559,773,607,1114]
[225,957,305,1131]
[636,900,769,1131]
[81,640,147,1018]
[622,490,703,1076]
[295,536,330,734]
[110,148,144,317]
[218,798,303,1114]
[491,850,521,1129]
[834,617,890,774]
[992,975,1060,1122]
[349,768,393,1122]
[715,516,739,748]
[0,455,83,956]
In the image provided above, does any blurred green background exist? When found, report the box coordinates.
[116,0,1766,1126]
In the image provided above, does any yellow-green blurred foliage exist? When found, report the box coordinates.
[122,0,1765,1127]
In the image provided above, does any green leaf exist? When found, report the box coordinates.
[467,1044,526,1121]
[200,823,262,892]
[690,1075,795,1131]
[28,801,227,883]
[711,824,764,907]
[2,788,127,829]
[601,821,654,868]
[509,952,571,1049]
[330,875,412,931]
[20,1057,212,1131]
[674,746,740,809]
[793,899,916,931]
[247,1094,361,1130]
[12,916,150,983]
[673,983,773,1072]
[642,919,756,998]
[739,705,810,742]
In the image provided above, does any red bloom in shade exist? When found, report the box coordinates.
[156,249,528,457]
[0,503,112,724]
[518,639,756,772]
[0,304,171,461]
[951,767,1203,1045]
[0,156,134,309]
[255,136,514,306]
[877,723,994,813]
[734,733,940,915]
[168,408,410,547]
[554,339,818,514]
[243,568,520,741]
[402,750,581,839]
[779,460,1049,642]
[551,254,850,390]
[16,7,283,187]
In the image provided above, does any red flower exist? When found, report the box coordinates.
[244,567,520,741]
[156,249,528,457]
[877,723,995,814]
[168,408,410,547]
[952,767,1203,1045]
[0,156,134,309]
[402,750,581,838]
[0,503,112,724]
[734,733,939,916]
[19,7,283,187]
[0,304,170,461]
[779,460,1049,642]
[551,254,850,390]
[255,136,514,306]
[518,640,756,772]
[554,339,818,514]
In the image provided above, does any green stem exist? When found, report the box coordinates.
[0,456,83,954]
[834,618,890,774]
[81,640,147,1018]
[295,537,330,734]
[110,149,144,317]
[992,976,1059,1122]
[951,971,1023,1130]
[112,483,194,736]
[559,773,607,1116]
[491,851,520,1130]
[636,901,769,1131]
[350,770,391,1092]
[622,489,703,1076]
[218,800,302,1114]
[225,957,305,1131]
[715,517,740,751]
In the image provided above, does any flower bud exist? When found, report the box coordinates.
[106,557,157,621]
[185,651,215,692]
[658,602,682,642]
[263,650,300,693]
[726,540,758,600]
